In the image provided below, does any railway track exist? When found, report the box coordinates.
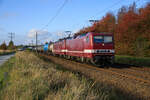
[98,68,150,84]
[39,53,150,100]
[108,68,150,83]
[70,61,150,85]
[130,67,150,74]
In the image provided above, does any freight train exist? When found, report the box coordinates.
[39,32,115,66]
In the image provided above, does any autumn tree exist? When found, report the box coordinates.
[76,13,116,35]
[76,26,92,36]
[138,3,150,56]
[76,2,150,57]
[8,41,15,50]
[91,13,116,33]
[115,2,141,55]
[0,42,7,50]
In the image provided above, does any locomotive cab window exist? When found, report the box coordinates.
[93,36,113,43]
[93,36,103,43]
[104,36,112,43]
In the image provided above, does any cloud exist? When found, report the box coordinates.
[72,29,79,34]
[53,30,70,38]
[57,32,65,37]
[0,12,18,19]
[44,37,52,42]
[28,29,51,38]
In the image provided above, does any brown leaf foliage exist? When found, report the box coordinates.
[76,2,150,57]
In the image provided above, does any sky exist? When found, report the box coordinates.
[0,0,149,45]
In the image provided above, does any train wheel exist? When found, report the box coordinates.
[85,58,90,64]
[81,57,85,63]
[63,55,66,58]
[110,59,115,65]
[91,59,102,67]
[71,57,74,61]
[53,53,56,56]
[77,57,81,62]
[66,55,71,60]
[68,56,71,60]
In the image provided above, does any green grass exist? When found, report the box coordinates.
[115,55,150,67]
[0,52,128,100]
[0,56,15,90]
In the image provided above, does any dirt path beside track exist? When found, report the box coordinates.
[40,54,150,100]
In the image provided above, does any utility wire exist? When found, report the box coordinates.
[27,0,69,45]
[69,0,123,32]
[92,0,141,19]
[90,0,123,20]
[70,0,141,34]
[41,0,69,30]
[40,0,123,40]
[90,0,141,20]
[37,0,69,43]
[39,0,141,43]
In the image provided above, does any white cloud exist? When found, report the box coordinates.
[50,30,65,39]
[53,31,71,38]
[57,32,65,37]
[27,29,51,38]
[72,28,79,34]
[45,37,52,42]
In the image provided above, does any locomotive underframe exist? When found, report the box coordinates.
[91,55,115,66]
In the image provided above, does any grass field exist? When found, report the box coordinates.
[0,51,126,100]
[115,55,150,67]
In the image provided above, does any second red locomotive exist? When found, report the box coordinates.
[50,32,115,66]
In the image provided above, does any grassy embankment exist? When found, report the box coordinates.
[0,50,15,56]
[115,55,150,67]
[0,51,126,100]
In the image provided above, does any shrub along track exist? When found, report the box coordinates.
[39,53,150,100]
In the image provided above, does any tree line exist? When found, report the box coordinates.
[0,41,15,50]
[76,2,150,57]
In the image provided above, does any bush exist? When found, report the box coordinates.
[0,42,7,50]
[115,55,150,67]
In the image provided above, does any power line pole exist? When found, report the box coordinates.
[35,32,38,50]
[31,40,33,46]
[8,32,15,42]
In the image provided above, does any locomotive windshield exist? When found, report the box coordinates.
[93,36,112,43]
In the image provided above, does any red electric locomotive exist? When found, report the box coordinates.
[52,32,115,66]
[53,39,66,56]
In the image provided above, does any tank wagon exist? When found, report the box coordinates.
[44,32,115,66]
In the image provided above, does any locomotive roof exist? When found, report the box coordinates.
[91,32,113,35]
[54,32,113,43]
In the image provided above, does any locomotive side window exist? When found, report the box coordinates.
[93,36,103,43]
[104,36,112,43]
